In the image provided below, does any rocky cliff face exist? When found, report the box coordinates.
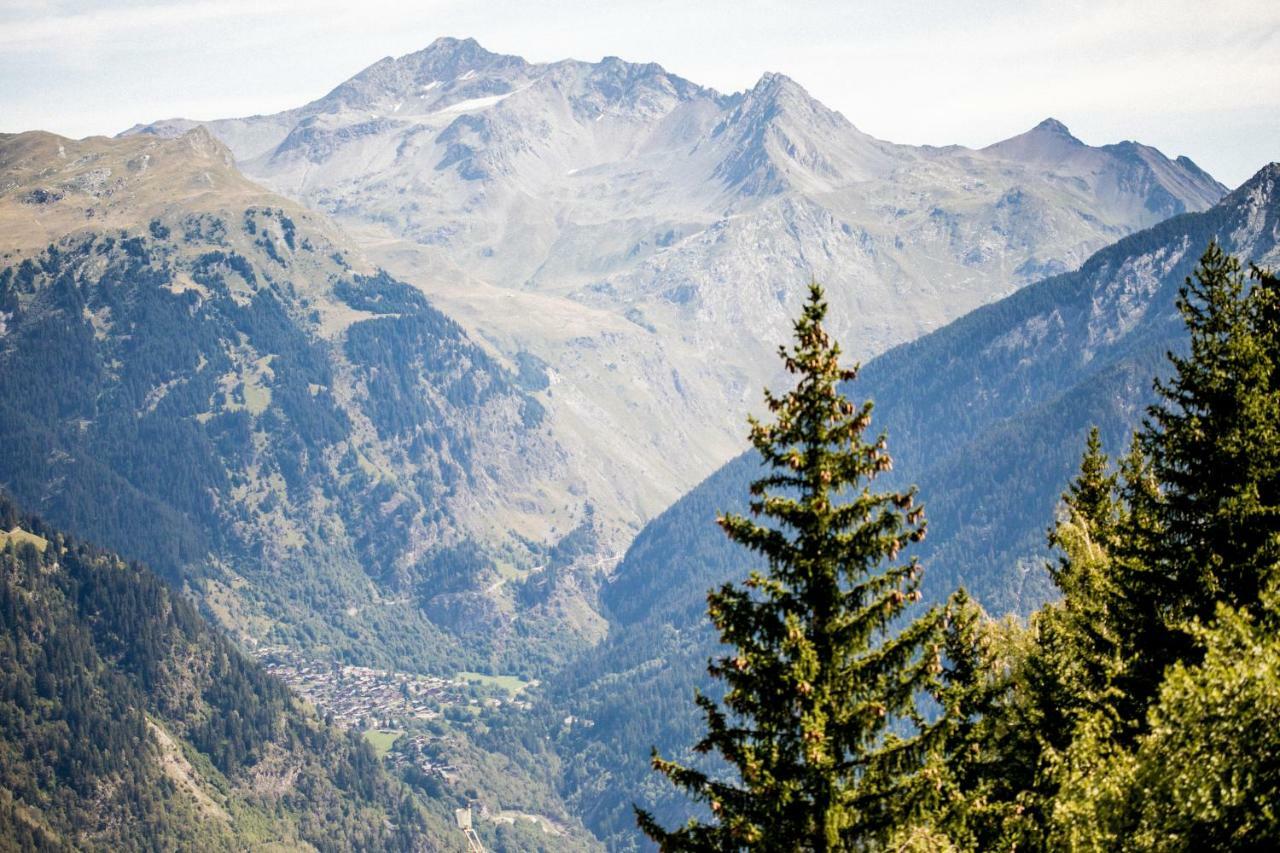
[124,38,1229,541]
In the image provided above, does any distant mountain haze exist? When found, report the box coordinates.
[0,34,1233,692]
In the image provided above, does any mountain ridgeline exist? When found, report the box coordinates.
[0,495,459,850]
[606,163,1280,620]
[547,162,1280,847]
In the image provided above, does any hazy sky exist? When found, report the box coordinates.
[2,0,1277,186]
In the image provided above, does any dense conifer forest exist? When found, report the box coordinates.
[0,495,458,851]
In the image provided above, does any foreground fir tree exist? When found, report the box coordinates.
[966,430,1134,848]
[1061,245,1280,731]
[1136,244,1280,648]
[637,284,948,851]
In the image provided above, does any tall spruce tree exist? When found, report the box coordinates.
[1086,245,1280,720]
[637,284,947,851]
[1142,243,1280,622]
[959,430,1133,850]
[1040,428,1125,731]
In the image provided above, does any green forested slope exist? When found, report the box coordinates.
[0,230,510,670]
[0,495,460,851]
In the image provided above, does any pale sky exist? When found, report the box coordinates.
[2,0,1277,187]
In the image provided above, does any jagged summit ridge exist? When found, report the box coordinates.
[707,69,894,194]
[311,36,532,115]
[1221,161,1280,240]
[122,37,1224,208]
[1231,160,1280,193]
[301,39,716,126]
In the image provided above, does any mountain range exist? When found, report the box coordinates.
[3,35,1229,685]
[126,36,1227,546]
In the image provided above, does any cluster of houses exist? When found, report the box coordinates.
[256,647,467,728]
[385,733,460,783]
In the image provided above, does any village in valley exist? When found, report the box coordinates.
[254,647,534,776]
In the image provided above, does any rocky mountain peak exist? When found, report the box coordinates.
[1031,117,1076,138]
[177,125,233,163]
[753,70,797,91]
[984,117,1086,159]
[1239,161,1280,193]
[714,70,842,143]
[1174,154,1220,187]
[1221,161,1280,239]
[424,35,484,56]
[743,71,825,112]
[597,54,656,73]
[400,35,527,79]
[706,69,890,196]
[976,115,1225,222]
[309,37,529,115]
